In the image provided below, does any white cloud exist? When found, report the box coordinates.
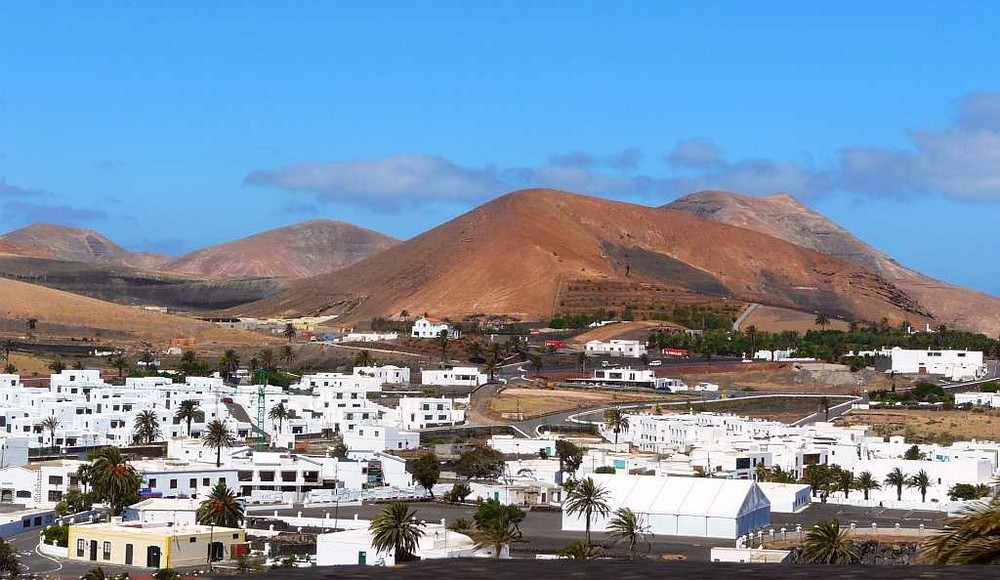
[666,139,723,169]
[244,155,504,206]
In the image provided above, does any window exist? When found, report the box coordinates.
[189,537,197,543]
[125,544,133,565]
[170,479,178,489]
[259,472,275,482]
[148,478,157,488]
[77,539,85,557]
[22,519,29,528]
[103,541,111,560]
[48,490,63,502]
[233,533,239,539]
[203,478,210,486]
[48,475,63,485]
[189,478,197,488]
[219,477,226,485]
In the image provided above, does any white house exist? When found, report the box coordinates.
[571,368,685,391]
[411,317,460,339]
[353,365,411,385]
[316,522,493,566]
[955,392,1000,408]
[342,424,419,453]
[123,498,200,526]
[421,367,486,387]
[885,348,985,381]
[561,474,770,539]
[397,397,466,430]
[584,340,647,358]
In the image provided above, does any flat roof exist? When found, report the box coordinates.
[73,521,243,537]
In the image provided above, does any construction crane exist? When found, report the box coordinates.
[254,368,268,450]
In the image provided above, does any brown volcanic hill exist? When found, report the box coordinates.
[666,191,1000,336]
[1,223,170,269]
[240,188,932,326]
[0,277,267,346]
[164,219,399,278]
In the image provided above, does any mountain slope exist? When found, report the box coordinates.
[240,188,931,325]
[164,219,399,278]
[0,277,267,345]
[665,191,1000,336]
[1,223,170,269]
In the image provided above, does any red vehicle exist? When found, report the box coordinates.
[661,348,690,358]
[221,397,233,404]
[544,340,564,349]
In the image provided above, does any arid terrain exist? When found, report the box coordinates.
[840,408,1000,442]
[667,190,1000,336]
[476,386,682,422]
[242,189,932,327]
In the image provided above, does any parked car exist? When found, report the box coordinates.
[601,360,611,367]
[221,397,233,403]
[649,360,662,366]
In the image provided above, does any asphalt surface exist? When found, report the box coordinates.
[256,500,945,561]
[203,558,1000,580]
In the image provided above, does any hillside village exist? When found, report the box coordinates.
[0,306,996,575]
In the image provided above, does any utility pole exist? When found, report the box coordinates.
[255,369,267,451]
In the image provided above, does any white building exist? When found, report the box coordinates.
[585,339,647,358]
[571,368,685,391]
[353,365,410,385]
[411,317,460,339]
[885,347,985,381]
[561,474,770,539]
[340,332,399,343]
[397,398,466,430]
[421,367,486,387]
[124,498,200,526]
[342,424,419,453]
[756,482,811,513]
[955,392,1000,408]
[316,522,492,566]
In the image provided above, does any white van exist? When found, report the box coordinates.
[649,360,662,367]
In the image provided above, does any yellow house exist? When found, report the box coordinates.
[67,520,246,569]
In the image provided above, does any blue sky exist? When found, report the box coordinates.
[1,2,999,295]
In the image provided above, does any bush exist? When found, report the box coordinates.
[42,524,69,547]
[593,466,616,474]
[443,483,472,503]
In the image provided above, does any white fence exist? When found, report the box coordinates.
[823,495,971,513]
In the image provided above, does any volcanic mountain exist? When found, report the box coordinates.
[0,223,170,269]
[164,219,398,278]
[241,188,933,325]
[666,191,1000,336]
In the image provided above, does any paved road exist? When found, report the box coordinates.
[258,500,945,561]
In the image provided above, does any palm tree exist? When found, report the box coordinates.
[446,518,475,535]
[436,329,450,363]
[202,420,235,467]
[923,496,1000,564]
[907,469,932,503]
[884,467,908,501]
[48,359,66,374]
[282,323,296,342]
[197,481,243,528]
[564,477,611,546]
[133,410,161,444]
[818,396,831,421]
[853,471,880,501]
[557,540,602,560]
[258,348,276,372]
[354,350,376,368]
[280,345,296,368]
[745,325,758,359]
[607,507,652,558]
[219,349,240,380]
[801,518,859,564]
[0,339,13,363]
[474,511,520,558]
[82,567,129,580]
[2,363,14,375]
[40,416,60,448]
[576,352,587,372]
[268,403,289,435]
[835,467,853,498]
[603,407,630,446]
[0,537,18,578]
[111,356,129,381]
[174,399,201,437]
[483,358,500,383]
[25,317,37,340]
[814,313,830,331]
[369,501,425,563]
[88,447,142,515]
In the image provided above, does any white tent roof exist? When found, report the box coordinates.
[588,474,767,518]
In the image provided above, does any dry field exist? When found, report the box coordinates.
[742,305,851,333]
[567,321,685,345]
[684,396,850,424]
[483,387,681,421]
[675,366,891,395]
[0,278,270,347]
[841,408,1000,442]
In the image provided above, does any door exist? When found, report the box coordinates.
[147,545,161,568]
[208,542,224,561]
[88,540,98,561]
[125,544,133,566]
[0,490,10,503]
[358,551,367,565]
